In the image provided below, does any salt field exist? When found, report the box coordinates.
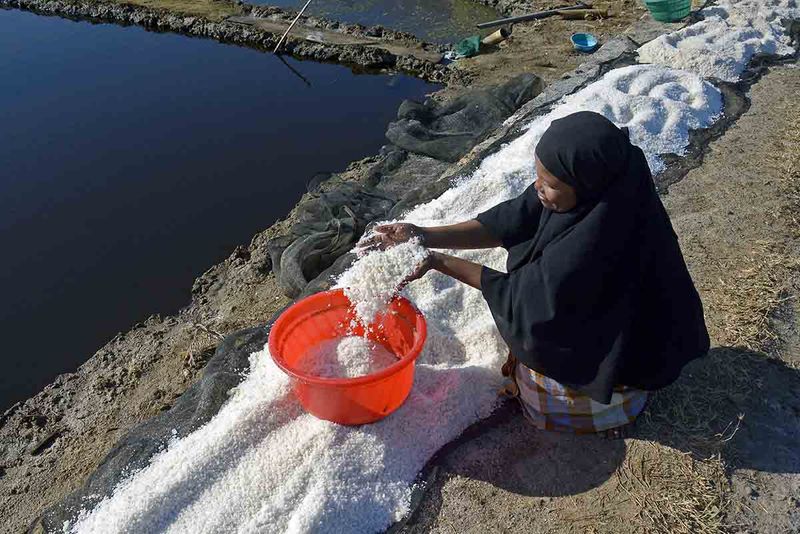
[67,64,727,534]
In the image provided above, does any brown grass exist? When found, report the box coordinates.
[616,442,729,534]
[181,323,225,371]
[603,75,800,534]
[776,94,800,237]
[703,243,795,350]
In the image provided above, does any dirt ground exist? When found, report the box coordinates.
[437,0,648,98]
[1,4,798,534]
[396,65,800,534]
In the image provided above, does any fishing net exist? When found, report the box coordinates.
[269,183,395,298]
[385,73,544,162]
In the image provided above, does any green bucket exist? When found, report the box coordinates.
[644,0,691,22]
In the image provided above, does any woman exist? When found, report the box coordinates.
[368,111,709,437]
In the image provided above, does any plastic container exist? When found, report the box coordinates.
[571,33,599,53]
[644,0,691,22]
[268,289,427,425]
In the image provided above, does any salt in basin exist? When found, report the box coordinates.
[268,289,427,425]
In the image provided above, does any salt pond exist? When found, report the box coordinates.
[259,0,500,43]
[0,9,435,410]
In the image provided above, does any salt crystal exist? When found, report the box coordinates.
[337,239,429,325]
[637,0,800,82]
[298,336,397,379]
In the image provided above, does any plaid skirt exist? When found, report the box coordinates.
[503,355,648,434]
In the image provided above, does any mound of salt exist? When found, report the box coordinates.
[337,238,429,325]
[637,0,799,82]
[298,336,398,379]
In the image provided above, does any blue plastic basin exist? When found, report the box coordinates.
[571,33,598,52]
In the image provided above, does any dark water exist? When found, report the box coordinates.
[0,9,436,410]
[263,0,500,43]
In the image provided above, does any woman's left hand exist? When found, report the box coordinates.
[399,252,438,288]
[399,251,485,291]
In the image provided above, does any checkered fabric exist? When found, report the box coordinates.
[514,363,648,434]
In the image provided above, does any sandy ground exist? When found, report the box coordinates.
[443,0,648,95]
[1,4,798,533]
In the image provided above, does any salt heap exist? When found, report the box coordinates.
[67,65,731,534]
[298,336,398,378]
[337,238,429,325]
[638,0,800,81]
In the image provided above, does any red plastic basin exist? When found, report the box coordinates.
[268,288,427,425]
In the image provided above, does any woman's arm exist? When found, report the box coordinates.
[430,251,484,289]
[422,220,501,249]
[362,220,501,251]
[365,184,543,253]
[405,251,484,290]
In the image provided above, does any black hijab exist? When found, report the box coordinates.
[536,112,633,202]
[476,112,709,403]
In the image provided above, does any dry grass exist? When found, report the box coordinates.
[616,443,730,534]
[702,243,795,350]
[604,76,800,534]
[615,348,746,534]
[181,323,225,371]
[776,100,800,241]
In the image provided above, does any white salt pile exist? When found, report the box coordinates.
[298,336,397,378]
[405,64,721,228]
[67,63,747,534]
[337,238,429,325]
[638,0,800,81]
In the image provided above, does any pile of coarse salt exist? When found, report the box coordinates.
[298,336,397,379]
[337,238,429,325]
[637,0,800,82]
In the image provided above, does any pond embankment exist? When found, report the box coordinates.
[0,0,453,81]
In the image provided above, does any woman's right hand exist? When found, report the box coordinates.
[357,222,425,252]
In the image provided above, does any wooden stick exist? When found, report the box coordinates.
[558,8,609,18]
[273,0,314,54]
[476,2,589,29]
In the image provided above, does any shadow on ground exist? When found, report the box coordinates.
[390,346,800,531]
[640,346,800,475]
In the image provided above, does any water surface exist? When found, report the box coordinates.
[0,9,436,409]
[262,0,500,43]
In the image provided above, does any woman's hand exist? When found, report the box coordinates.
[421,251,484,290]
[358,222,425,252]
[399,251,437,288]
[399,251,484,291]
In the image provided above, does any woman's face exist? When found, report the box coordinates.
[535,158,577,212]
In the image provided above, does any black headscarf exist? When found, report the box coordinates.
[476,111,709,404]
[536,112,633,202]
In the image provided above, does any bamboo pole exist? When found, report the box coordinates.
[481,27,511,46]
[476,3,589,29]
[558,8,609,18]
[273,0,314,54]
